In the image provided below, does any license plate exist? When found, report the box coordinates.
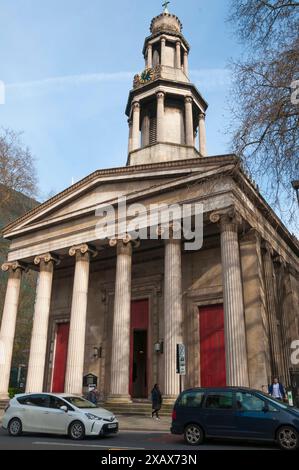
[108,424,117,429]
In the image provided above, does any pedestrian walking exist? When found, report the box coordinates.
[268,377,286,401]
[151,384,162,420]
[87,386,99,405]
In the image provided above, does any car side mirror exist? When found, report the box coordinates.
[60,405,68,413]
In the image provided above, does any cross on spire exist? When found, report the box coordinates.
[162,1,170,13]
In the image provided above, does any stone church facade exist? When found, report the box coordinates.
[0,10,298,406]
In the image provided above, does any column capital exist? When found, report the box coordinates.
[132,101,140,111]
[69,244,98,258]
[161,36,166,43]
[109,234,140,248]
[1,261,27,273]
[156,91,165,100]
[261,240,275,257]
[199,112,206,120]
[240,227,261,244]
[185,96,193,104]
[156,222,182,239]
[34,253,60,266]
[210,208,242,233]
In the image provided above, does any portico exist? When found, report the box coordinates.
[0,8,298,406]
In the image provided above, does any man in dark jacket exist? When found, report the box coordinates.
[268,377,286,401]
[151,384,162,419]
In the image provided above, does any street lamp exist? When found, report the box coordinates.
[292,180,299,205]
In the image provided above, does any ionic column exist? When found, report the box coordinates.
[107,236,136,403]
[26,254,59,393]
[0,262,26,400]
[199,113,207,156]
[210,210,249,386]
[263,243,282,378]
[128,119,133,154]
[185,96,194,146]
[183,51,189,76]
[147,44,153,69]
[131,102,140,151]
[161,37,166,66]
[176,41,181,69]
[64,244,97,395]
[156,92,165,143]
[163,231,183,403]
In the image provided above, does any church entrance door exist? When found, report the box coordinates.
[52,322,70,393]
[199,305,226,387]
[130,300,149,398]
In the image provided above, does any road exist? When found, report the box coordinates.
[0,428,276,450]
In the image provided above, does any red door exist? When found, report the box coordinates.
[52,322,70,393]
[199,305,226,387]
[130,300,149,398]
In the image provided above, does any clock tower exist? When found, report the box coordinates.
[126,7,208,166]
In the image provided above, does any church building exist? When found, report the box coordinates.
[0,8,298,407]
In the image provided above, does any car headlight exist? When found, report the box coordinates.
[85,413,103,421]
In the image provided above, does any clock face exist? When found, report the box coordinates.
[140,69,153,83]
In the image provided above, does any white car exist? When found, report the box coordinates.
[2,393,119,440]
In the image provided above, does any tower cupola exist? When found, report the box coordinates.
[126,5,208,166]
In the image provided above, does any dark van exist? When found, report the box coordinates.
[171,387,299,450]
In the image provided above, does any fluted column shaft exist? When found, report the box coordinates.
[199,113,207,156]
[176,41,181,69]
[108,240,132,402]
[26,255,57,393]
[147,44,153,69]
[164,238,183,402]
[185,97,194,146]
[263,246,282,377]
[131,102,140,151]
[156,92,165,143]
[0,263,24,399]
[64,245,92,394]
[217,213,249,386]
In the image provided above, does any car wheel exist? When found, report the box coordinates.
[277,426,299,451]
[8,418,23,437]
[184,424,204,446]
[69,421,85,440]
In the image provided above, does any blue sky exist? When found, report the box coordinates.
[0,0,241,200]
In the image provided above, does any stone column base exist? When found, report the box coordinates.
[162,395,177,405]
[105,395,132,405]
[0,397,9,409]
[0,393,9,401]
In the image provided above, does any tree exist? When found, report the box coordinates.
[0,128,39,382]
[228,1,299,225]
[0,128,38,206]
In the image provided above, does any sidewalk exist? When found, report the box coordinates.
[0,409,171,432]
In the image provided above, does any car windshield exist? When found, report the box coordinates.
[257,392,290,410]
[64,396,97,409]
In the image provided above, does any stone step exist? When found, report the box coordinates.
[102,402,174,417]
[0,400,9,410]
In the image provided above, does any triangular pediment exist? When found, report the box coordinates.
[3,157,237,239]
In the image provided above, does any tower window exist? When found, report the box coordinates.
[149,117,157,145]
[152,50,160,67]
